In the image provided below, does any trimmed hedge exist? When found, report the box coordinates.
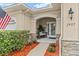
[0,30,29,56]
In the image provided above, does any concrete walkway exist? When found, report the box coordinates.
[27,42,49,56]
[37,38,56,43]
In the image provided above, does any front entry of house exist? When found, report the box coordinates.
[36,17,56,39]
[47,22,56,39]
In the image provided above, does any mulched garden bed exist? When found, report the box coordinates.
[44,40,59,56]
[8,42,39,56]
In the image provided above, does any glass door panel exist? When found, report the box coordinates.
[47,22,56,37]
[51,23,56,35]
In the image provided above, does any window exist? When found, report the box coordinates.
[5,17,16,30]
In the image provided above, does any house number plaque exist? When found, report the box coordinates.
[67,22,75,27]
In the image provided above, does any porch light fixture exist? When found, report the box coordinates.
[68,8,74,20]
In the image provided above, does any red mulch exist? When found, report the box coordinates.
[8,42,39,56]
[44,40,59,56]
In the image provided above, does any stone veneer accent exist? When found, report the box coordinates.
[30,33,37,38]
[62,40,79,56]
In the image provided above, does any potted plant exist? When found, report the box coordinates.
[37,25,45,38]
[48,46,56,52]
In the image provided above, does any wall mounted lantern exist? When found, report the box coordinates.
[68,8,74,20]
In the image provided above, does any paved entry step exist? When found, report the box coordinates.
[37,38,56,43]
[27,42,49,56]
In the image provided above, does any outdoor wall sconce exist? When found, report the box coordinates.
[68,8,74,20]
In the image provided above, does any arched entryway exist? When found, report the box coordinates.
[36,17,56,39]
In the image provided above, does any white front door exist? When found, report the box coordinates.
[47,22,56,38]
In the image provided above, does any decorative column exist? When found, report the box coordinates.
[56,17,61,35]
[30,19,37,38]
[61,3,79,56]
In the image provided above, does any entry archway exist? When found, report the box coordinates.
[36,17,56,39]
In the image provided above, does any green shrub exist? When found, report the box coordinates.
[48,46,56,52]
[31,38,37,43]
[27,38,37,45]
[0,30,29,56]
[50,43,56,47]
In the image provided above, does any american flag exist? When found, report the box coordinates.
[0,7,11,30]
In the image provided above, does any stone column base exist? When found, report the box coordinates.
[62,40,79,56]
[30,33,37,38]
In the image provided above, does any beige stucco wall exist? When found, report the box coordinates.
[5,4,61,35]
[61,3,79,41]
[6,10,32,31]
[30,19,37,33]
[7,10,61,35]
[24,13,32,31]
[56,17,61,35]
[8,11,25,30]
